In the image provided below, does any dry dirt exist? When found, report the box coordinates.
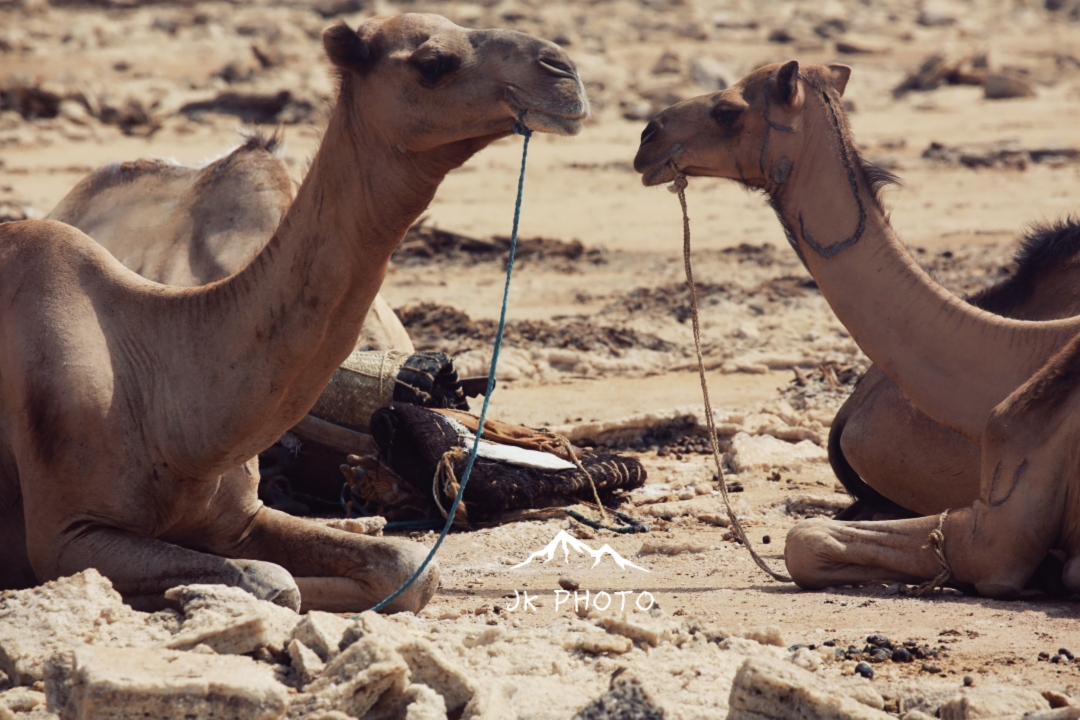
[4,0,1080,713]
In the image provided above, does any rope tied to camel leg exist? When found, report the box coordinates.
[913,509,952,596]
[362,122,533,615]
[671,164,793,584]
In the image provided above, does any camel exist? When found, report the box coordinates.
[633,60,1080,597]
[46,133,415,354]
[0,13,587,613]
[831,221,1080,520]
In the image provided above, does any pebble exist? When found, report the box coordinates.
[558,578,579,592]
[1052,654,1063,664]
[866,634,892,649]
[922,664,942,674]
[891,648,913,663]
[762,535,771,545]
[855,662,874,679]
[868,649,891,663]
[963,675,975,687]
[1039,652,1050,661]
[1060,648,1075,660]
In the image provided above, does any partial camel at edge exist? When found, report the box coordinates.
[830,221,1080,521]
[0,13,588,613]
[46,132,415,355]
[634,60,1080,597]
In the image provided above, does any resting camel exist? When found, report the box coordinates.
[831,220,1080,519]
[634,61,1080,596]
[0,14,587,612]
[46,133,414,353]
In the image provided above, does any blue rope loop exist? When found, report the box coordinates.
[363,123,532,615]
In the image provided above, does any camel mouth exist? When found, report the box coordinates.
[507,89,589,136]
[640,161,678,187]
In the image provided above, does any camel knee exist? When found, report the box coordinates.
[784,519,845,590]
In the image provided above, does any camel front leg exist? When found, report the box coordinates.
[229,507,439,614]
[44,525,300,611]
[785,514,955,589]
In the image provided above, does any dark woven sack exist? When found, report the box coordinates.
[369,404,646,524]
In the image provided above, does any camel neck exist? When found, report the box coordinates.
[766,90,1079,442]
[183,95,453,471]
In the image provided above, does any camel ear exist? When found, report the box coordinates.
[775,60,801,106]
[323,23,372,74]
[827,64,852,96]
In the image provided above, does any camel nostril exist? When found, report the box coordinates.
[640,120,661,145]
[538,58,577,80]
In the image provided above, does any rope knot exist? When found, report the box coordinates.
[513,122,532,138]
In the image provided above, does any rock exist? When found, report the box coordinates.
[291,611,352,663]
[0,687,46,714]
[44,645,287,720]
[460,679,519,720]
[574,676,664,720]
[343,613,475,714]
[855,662,874,679]
[737,626,785,648]
[650,50,680,75]
[566,634,633,655]
[983,74,1036,100]
[288,640,325,688]
[729,432,827,473]
[690,56,728,90]
[768,28,796,43]
[917,9,956,26]
[728,656,892,720]
[786,494,851,517]
[601,615,667,647]
[637,539,709,556]
[791,647,821,672]
[302,635,410,718]
[403,684,448,720]
[0,570,174,686]
[939,685,1050,719]
[164,584,300,656]
[559,578,580,592]
[902,712,937,720]
[1043,690,1076,708]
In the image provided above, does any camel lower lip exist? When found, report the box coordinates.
[641,163,677,187]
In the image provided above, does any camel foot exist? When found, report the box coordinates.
[296,539,439,614]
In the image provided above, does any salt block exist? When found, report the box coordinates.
[306,635,409,718]
[341,613,474,714]
[566,634,633,655]
[287,640,325,688]
[45,645,287,720]
[729,432,826,473]
[290,611,352,662]
[939,686,1050,720]
[165,584,299,655]
[727,655,892,720]
[601,615,667,648]
[0,570,174,686]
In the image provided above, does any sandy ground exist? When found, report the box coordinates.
[4,0,1080,711]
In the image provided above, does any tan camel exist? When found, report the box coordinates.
[831,221,1080,520]
[47,133,414,353]
[0,14,587,612]
[634,61,1080,597]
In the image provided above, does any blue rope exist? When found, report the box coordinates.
[364,123,533,615]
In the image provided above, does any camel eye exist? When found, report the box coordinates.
[414,54,459,85]
[712,105,741,128]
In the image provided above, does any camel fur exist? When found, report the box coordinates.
[0,13,587,612]
[634,61,1080,597]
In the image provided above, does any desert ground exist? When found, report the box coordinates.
[3,0,1080,717]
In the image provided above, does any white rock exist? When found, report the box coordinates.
[727,655,893,719]
[304,635,410,718]
[290,611,352,662]
[44,645,287,720]
[288,639,325,688]
[0,570,174,686]
[729,432,827,472]
[939,686,1051,719]
[165,584,299,655]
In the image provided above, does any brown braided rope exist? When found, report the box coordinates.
[671,169,793,584]
[912,510,952,596]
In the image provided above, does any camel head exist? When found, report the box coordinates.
[633,61,852,190]
[323,14,588,160]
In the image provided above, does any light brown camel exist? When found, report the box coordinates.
[0,13,587,612]
[831,221,1080,520]
[47,134,414,353]
[634,61,1080,597]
